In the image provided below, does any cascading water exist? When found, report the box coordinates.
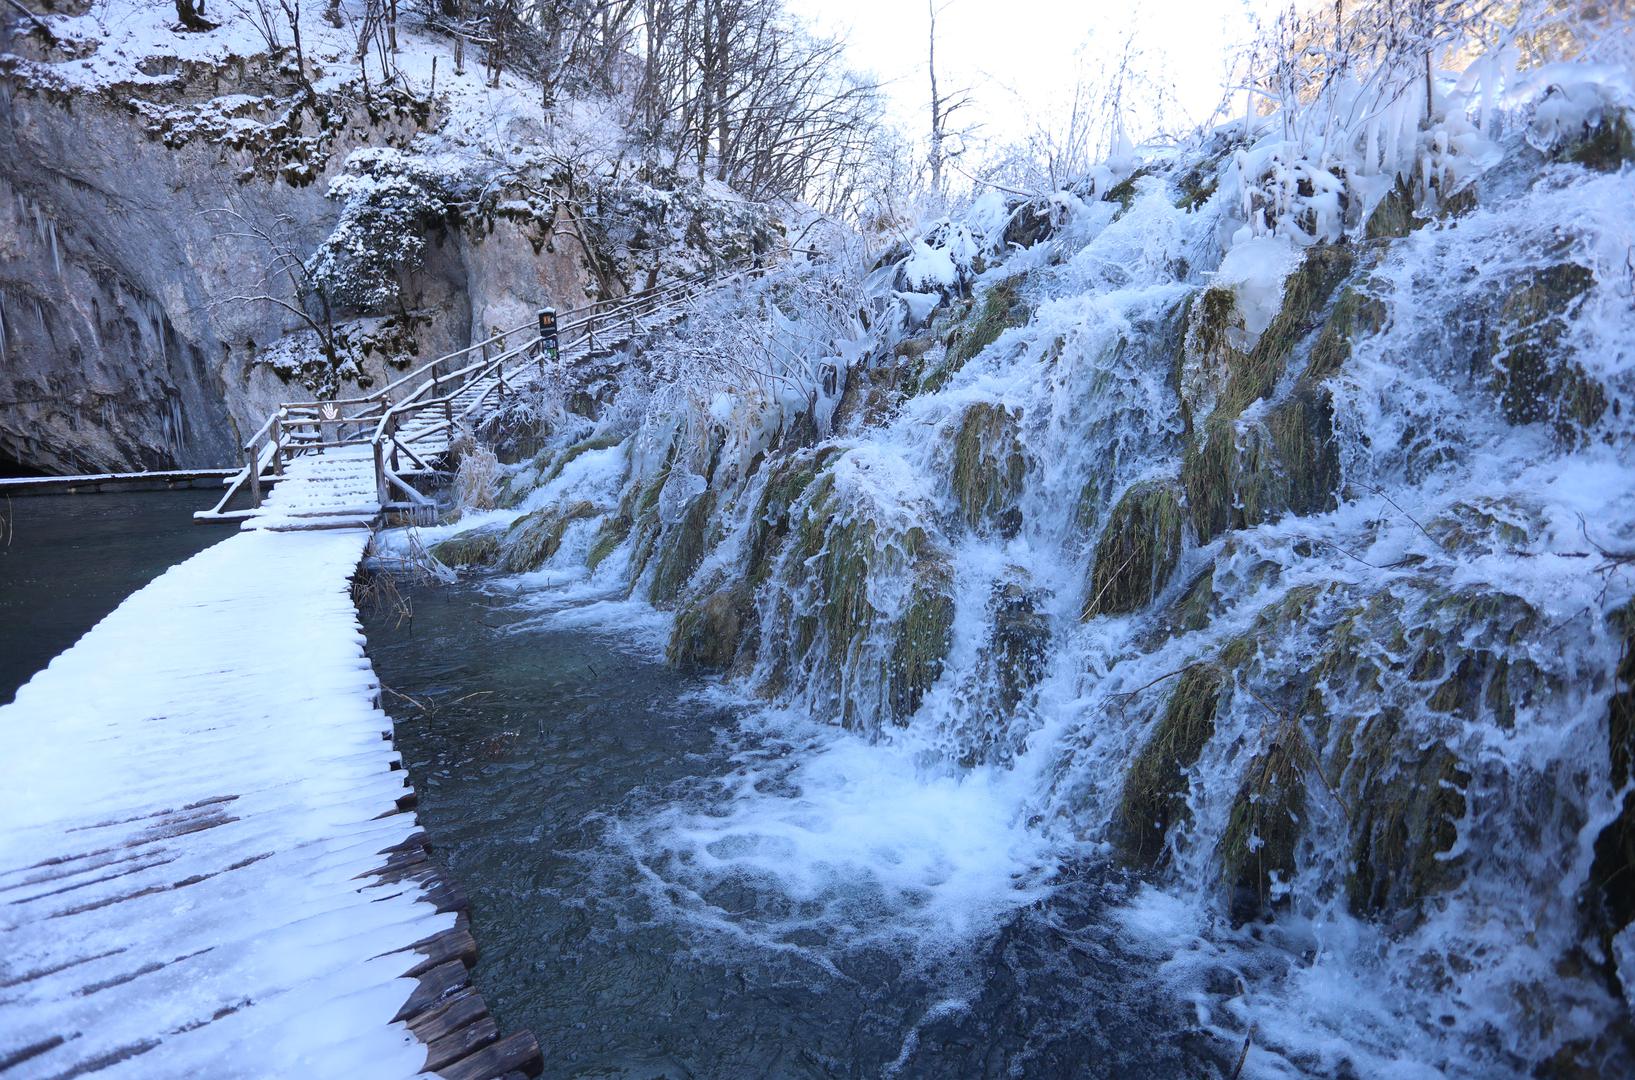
[404,39,1635,1078]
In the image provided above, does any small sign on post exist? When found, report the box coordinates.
[537,308,559,373]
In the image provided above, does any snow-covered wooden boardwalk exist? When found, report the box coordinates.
[0,527,538,1078]
[0,269,753,1077]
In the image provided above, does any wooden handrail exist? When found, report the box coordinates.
[200,259,760,524]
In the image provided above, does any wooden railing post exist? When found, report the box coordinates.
[271,413,284,476]
[374,437,388,507]
[248,441,263,508]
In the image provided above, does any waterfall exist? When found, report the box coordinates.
[424,65,1635,1079]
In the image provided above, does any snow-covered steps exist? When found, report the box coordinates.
[241,446,386,532]
[0,530,541,1078]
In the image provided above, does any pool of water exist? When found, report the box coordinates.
[0,490,228,703]
[365,580,1219,1078]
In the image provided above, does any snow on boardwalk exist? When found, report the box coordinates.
[0,527,475,1078]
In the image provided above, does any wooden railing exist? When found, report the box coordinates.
[197,261,758,523]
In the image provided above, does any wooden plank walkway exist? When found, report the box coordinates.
[0,528,536,1078]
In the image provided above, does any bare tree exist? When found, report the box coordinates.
[203,206,340,369]
[926,0,974,200]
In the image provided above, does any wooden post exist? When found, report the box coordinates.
[374,438,388,507]
[248,443,262,508]
[271,414,284,475]
[390,415,401,473]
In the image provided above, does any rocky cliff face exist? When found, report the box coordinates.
[0,23,600,474]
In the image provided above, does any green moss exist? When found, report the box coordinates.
[1338,712,1469,920]
[746,447,841,584]
[647,489,715,605]
[1167,565,1217,637]
[921,274,1029,393]
[541,432,624,486]
[428,524,505,569]
[1559,108,1635,172]
[584,513,631,571]
[1216,245,1355,421]
[1175,172,1218,212]
[1305,284,1388,382]
[1171,288,1247,441]
[1183,381,1341,545]
[888,559,956,723]
[1220,719,1308,924]
[1265,385,1342,516]
[1364,174,1417,240]
[1102,166,1156,214]
[951,401,1026,534]
[778,471,954,729]
[1082,480,1185,618]
[669,581,755,672]
[621,459,676,589]
[1117,664,1224,868]
[501,500,601,573]
[1487,263,1605,444]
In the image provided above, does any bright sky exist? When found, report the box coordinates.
[788,0,1281,158]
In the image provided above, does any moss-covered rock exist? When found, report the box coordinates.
[1184,377,1342,544]
[1173,287,1247,435]
[1162,564,1218,639]
[669,581,756,672]
[647,489,715,605]
[1082,480,1185,618]
[1587,603,1635,976]
[921,274,1029,393]
[989,578,1052,715]
[1002,198,1061,249]
[1218,244,1356,418]
[1101,166,1156,214]
[584,513,631,571]
[1557,108,1635,172]
[1305,283,1388,381]
[1220,719,1309,924]
[1364,173,1418,240]
[774,470,955,730]
[746,447,841,584]
[1486,263,1605,445]
[888,559,956,722]
[501,500,601,573]
[1425,498,1541,555]
[951,401,1026,534]
[541,432,624,486]
[1117,664,1224,868]
[1339,711,1469,919]
[428,523,506,569]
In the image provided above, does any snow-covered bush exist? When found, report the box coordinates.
[588,168,779,284]
[307,148,464,312]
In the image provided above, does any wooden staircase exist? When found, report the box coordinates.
[196,266,752,530]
